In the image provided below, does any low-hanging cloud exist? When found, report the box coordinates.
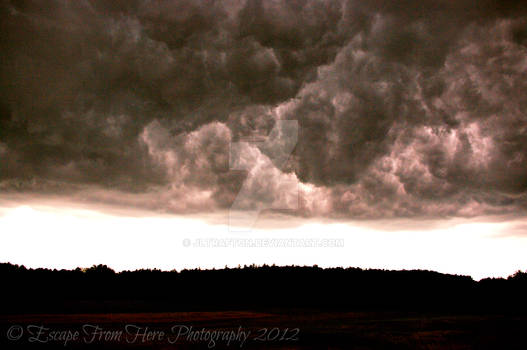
[1,0,527,221]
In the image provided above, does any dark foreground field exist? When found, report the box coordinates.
[1,311,527,349]
[2,263,526,349]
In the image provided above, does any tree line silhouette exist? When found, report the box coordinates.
[1,263,526,314]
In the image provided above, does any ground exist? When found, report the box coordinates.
[1,311,526,349]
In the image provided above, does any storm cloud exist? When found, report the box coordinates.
[1,0,527,220]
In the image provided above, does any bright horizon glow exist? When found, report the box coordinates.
[1,204,526,281]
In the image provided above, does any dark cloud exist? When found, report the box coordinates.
[1,0,527,220]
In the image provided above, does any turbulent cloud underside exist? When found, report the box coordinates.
[1,0,527,220]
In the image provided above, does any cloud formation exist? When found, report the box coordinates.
[1,0,527,220]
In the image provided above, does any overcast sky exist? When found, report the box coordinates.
[1,0,527,277]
